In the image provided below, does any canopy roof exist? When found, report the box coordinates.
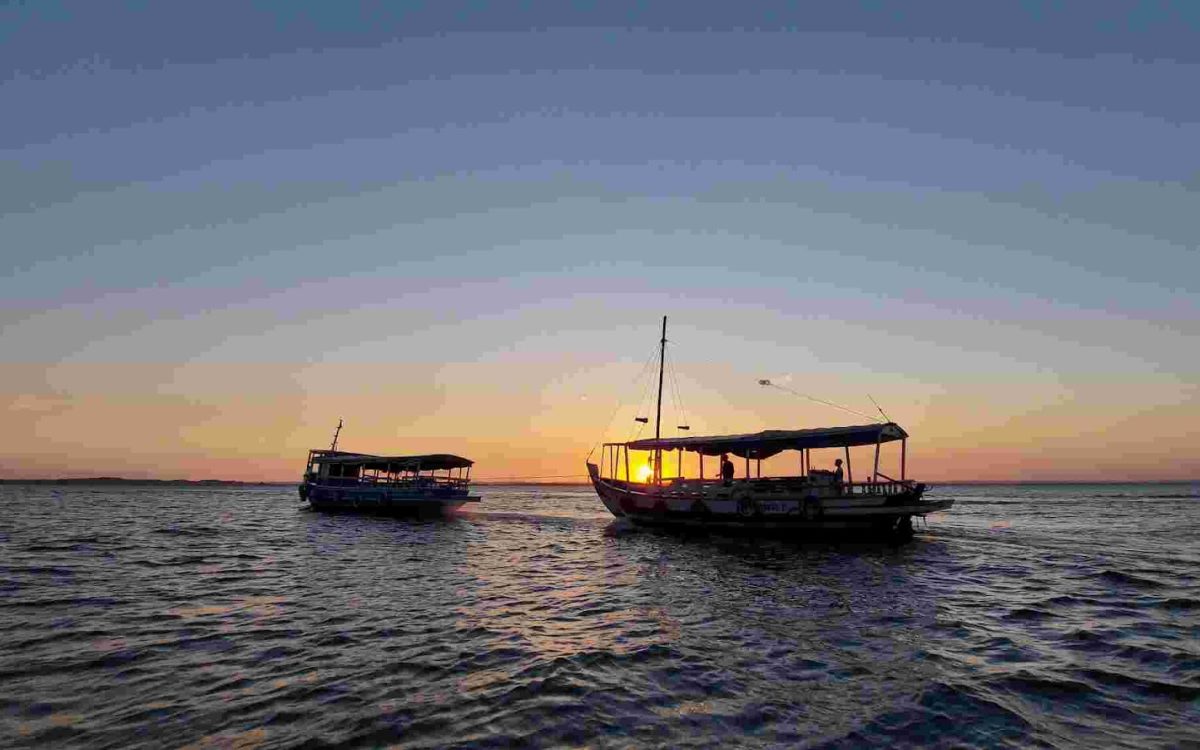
[621,423,907,460]
[308,450,473,471]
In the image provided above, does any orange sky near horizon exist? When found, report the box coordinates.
[4,327,1197,484]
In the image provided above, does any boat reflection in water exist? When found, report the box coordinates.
[587,317,953,541]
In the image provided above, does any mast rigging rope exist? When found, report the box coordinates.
[758,380,882,423]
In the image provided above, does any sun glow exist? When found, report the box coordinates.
[636,464,653,482]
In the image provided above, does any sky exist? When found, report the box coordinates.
[2,1,1197,482]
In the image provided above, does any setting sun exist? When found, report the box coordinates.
[636,464,653,483]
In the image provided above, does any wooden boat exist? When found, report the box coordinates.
[586,318,953,541]
[299,423,479,516]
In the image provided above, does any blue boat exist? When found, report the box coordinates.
[299,429,479,516]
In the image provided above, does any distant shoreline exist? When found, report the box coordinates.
[0,478,292,487]
[0,477,594,488]
[0,477,1194,487]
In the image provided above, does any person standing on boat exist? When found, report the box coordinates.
[720,454,735,486]
[834,458,845,494]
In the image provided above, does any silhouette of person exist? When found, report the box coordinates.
[834,458,844,493]
[720,454,735,486]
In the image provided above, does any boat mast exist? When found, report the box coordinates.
[654,315,666,483]
[330,418,343,451]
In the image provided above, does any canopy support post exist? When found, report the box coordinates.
[844,446,852,490]
[624,445,630,483]
[744,456,750,479]
[756,459,761,478]
[901,439,907,481]
[873,438,881,481]
[678,448,682,479]
[699,453,704,480]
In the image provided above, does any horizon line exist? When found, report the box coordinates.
[0,477,1196,487]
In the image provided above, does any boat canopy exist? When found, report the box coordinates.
[308,451,473,471]
[622,423,908,460]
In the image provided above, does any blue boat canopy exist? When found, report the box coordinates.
[623,423,907,460]
[307,451,473,471]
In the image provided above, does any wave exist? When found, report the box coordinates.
[1080,668,1200,702]
[1091,492,1198,500]
[1002,607,1057,623]
[1156,597,1200,611]
[1098,570,1165,589]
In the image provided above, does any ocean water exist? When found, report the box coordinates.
[1,482,1197,748]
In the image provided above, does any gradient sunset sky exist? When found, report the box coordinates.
[2,2,1197,482]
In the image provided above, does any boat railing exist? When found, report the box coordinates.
[596,467,918,497]
[311,475,469,490]
[649,475,917,496]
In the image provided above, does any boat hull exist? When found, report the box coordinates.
[300,482,479,517]
[586,463,952,540]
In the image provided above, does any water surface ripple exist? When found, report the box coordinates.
[1,483,1197,748]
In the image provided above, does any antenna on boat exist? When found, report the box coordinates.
[330,418,343,451]
[867,394,892,424]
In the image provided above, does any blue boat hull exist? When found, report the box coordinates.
[300,482,479,517]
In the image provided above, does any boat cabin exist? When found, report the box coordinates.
[598,422,913,497]
[305,450,473,492]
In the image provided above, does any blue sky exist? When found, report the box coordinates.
[2,1,1197,479]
